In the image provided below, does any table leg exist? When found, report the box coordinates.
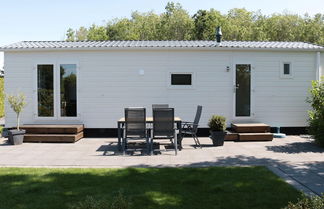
[117,122,121,151]
[177,121,182,150]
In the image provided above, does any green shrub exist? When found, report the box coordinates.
[0,78,4,117]
[283,194,324,209]
[307,77,324,147]
[0,126,3,134]
[69,191,130,209]
[208,115,226,131]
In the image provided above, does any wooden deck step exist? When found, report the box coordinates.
[24,132,84,143]
[225,132,239,141]
[232,123,270,133]
[21,124,84,134]
[238,133,273,141]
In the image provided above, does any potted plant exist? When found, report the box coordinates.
[208,115,227,146]
[6,93,27,145]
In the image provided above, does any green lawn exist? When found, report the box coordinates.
[0,167,301,209]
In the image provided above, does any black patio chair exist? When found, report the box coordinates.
[123,107,150,155]
[152,104,169,109]
[151,108,177,155]
[181,105,202,149]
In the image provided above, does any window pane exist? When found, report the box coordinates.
[37,65,54,117]
[60,64,77,117]
[284,64,290,75]
[235,64,251,117]
[171,74,192,85]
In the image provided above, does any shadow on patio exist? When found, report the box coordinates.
[265,141,324,154]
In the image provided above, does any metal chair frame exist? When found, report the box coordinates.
[151,108,177,155]
[123,107,150,155]
[181,105,202,149]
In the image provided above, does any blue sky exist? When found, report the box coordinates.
[0,0,323,46]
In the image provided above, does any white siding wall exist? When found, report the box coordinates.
[4,50,317,128]
[0,52,3,69]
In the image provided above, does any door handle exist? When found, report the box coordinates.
[234,85,239,93]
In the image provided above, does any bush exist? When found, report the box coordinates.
[0,78,4,117]
[208,115,226,131]
[307,77,324,147]
[283,194,324,209]
[69,191,130,209]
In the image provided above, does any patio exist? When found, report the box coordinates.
[0,135,323,196]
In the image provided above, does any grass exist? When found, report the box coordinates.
[0,167,301,209]
[0,77,3,117]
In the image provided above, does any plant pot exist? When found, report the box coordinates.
[8,129,26,145]
[210,131,227,146]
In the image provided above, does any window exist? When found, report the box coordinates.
[281,62,293,78]
[283,63,290,75]
[171,74,192,85]
[37,64,54,117]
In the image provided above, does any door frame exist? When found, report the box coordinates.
[57,62,80,120]
[232,61,255,120]
[33,61,80,121]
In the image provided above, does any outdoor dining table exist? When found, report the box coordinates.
[117,117,182,151]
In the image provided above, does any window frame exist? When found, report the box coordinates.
[168,72,195,89]
[280,61,293,79]
[33,62,80,121]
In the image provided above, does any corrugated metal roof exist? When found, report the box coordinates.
[1,40,323,51]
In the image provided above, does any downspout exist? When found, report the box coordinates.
[316,52,321,81]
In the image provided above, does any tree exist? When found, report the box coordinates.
[158,2,194,40]
[131,11,160,40]
[307,77,324,147]
[193,9,225,40]
[106,18,135,40]
[87,24,109,41]
[76,27,88,41]
[65,2,324,45]
[6,93,26,130]
[66,28,75,41]
[223,8,255,41]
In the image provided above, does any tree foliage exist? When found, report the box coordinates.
[65,2,324,45]
[307,77,324,147]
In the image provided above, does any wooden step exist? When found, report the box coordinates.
[21,124,84,134]
[225,132,238,141]
[238,133,273,141]
[24,132,83,143]
[232,123,270,133]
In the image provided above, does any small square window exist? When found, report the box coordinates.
[171,74,192,85]
[281,62,293,78]
[284,63,290,75]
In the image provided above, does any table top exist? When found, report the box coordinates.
[118,117,182,122]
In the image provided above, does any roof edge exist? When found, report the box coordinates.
[2,46,324,52]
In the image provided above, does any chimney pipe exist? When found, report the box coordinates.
[216,26,222,43]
